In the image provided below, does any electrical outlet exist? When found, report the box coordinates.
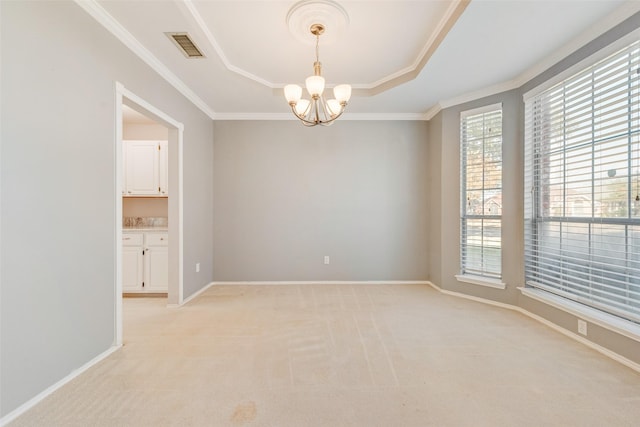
[578,319,587,336]
[196,263,200,273]
[324,256,330,265]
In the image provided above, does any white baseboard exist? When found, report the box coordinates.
[0,345,121,426]
[178,281,429,306]
[178,281,216,306]
[210,280,430,286]
[425,281,640,374]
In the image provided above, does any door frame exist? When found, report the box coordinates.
[114,82,184,346]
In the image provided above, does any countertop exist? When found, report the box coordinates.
[123,227,168,232]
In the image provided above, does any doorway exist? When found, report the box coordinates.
[115,82,184,346]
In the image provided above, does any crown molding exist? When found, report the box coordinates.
[422,103,442,121]
[510,0,640,91]
[75,0,639,123]
[363,0,470,94]
[213,112,426,121]
[421,0,640,120]
[182,0,469,96]
[74,0,217,120]
[180,0,274,88]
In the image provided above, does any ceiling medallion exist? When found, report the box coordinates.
[286,0,349,45]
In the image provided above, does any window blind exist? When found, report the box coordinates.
[524,40,640,324]
[461,105,503,279]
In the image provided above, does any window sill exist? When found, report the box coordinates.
[455,274,506,290]
[519,287,640,343]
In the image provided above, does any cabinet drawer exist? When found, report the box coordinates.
[146,233,168,246]
[122,233,143,246]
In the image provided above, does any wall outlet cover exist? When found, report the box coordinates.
[578,319,587,336]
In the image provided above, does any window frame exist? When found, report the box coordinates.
[459,103,504,286]
[524,37,640,325]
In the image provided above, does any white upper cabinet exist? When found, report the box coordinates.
[123,140,168,197]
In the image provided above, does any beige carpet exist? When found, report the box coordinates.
[9,284,640,426]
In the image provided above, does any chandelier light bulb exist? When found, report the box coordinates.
[284,84,303,104]
[326,99,341,116]
[333,84,352,104]
[295,99,310,115]
[305,75,325,97]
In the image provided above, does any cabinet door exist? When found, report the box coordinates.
[122,246,143,292]
[144,246,168,292]
[159,141,169,196]
[124,141,160,195]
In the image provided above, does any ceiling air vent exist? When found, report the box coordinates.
[166,32,204,58]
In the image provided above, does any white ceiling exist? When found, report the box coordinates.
[90,0,640,120]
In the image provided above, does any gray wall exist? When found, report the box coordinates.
[429,11,640,365]
[123,123,169,140]
[427,113,442,286]
[0,1,214,416]
[212,120,429,281]
[429,89,523,306]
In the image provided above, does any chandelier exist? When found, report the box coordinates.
[284,23,351,126]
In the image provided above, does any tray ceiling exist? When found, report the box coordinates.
[88,0,638,119]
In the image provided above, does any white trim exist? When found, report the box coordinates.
[211,112,427,121]
[455,274,506,290]
[443,81,518,111]
[459,102,503,119]
[73,0,217,120]
[115,82,185,311]
[516,305,640,374]
[176,127,184,305]
[521,3,640,101]
[519,287,640,343]
[173,279,411,306]
[178,281,216,306]
[334,113,427,121]
[117,84,183,130]
[427,281,515,310]
[425,281,640,374]
[359,0,469,91]
[114,85,124,346]
[210,280,431,286]
[523,26,640,101]
[181,0,274,89]
[181,0,466,95]
[424,3,640,120]
[0,345,121,427]
[422,103,443,121]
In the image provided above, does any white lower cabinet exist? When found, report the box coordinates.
[144,233,168,292]
[122,231,168,293]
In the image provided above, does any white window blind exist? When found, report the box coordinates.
[524,40,640,324]
[460,105,503,279]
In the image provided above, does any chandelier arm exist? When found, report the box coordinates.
[290,99,348,127]
[290,102,323,127]
[319,94,332,121]
[314,97,322,124]
[318,105,346,126]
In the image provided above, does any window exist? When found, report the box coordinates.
[524,40,640,324]
[460,104,503,279]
